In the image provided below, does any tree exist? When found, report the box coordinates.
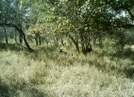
[1,0,133,54]
[0,0,35,52]
[50,0,134,54]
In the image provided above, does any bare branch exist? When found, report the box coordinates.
[114,24,134,28]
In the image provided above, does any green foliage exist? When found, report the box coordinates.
[0,0,134,53]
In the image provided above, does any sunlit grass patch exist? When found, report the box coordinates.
[0,44,134,97]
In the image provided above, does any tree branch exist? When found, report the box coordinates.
[0,23,36,52]
[114,24,134,28]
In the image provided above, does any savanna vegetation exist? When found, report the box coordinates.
[0,0,134,97]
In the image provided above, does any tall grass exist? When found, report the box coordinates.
[0,43,134,97]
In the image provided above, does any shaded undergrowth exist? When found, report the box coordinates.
[92,45,134,79]
[0,43,25,51]
[0,78,9,97]
[0,78,47,97]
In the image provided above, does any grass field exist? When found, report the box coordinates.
[0,41,134,97]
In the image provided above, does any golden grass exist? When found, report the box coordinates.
[0,44,134,97]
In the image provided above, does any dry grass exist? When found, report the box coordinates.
[0,44,134,97]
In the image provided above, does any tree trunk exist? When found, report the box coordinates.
[23,34,35,52]
[15,31,18,44]
[79,28,92,55]
[34,37,38,46]
[3,27,8,45]
[0,23,35,52]
[68,34,80,53]
[19,33,23,44]
[98,36,103,48]
[39,37,42,45]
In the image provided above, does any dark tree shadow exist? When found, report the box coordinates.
[0,78,48,97]
[108,48,134,78]
[12,87,48,97]
[0,43,26,51]
[25,88,48,97]
[124,67,134,78]
[110,48,134,61]
[93,47,134,79]
[0,78,9,97]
